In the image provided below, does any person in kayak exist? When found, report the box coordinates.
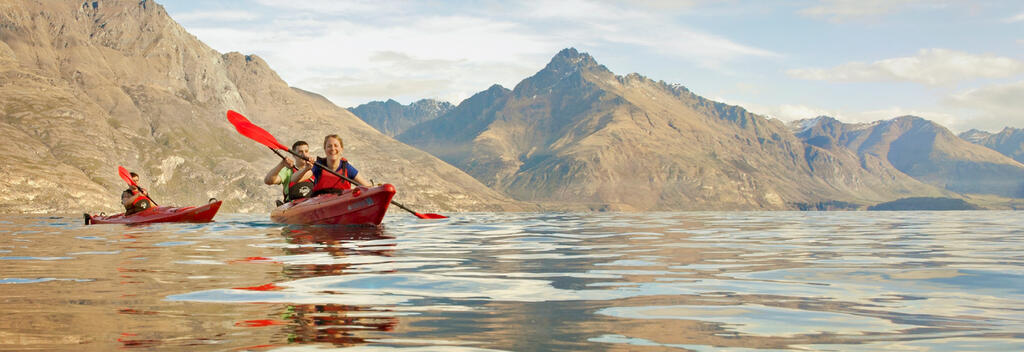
[121,172,153,215]
[291,134,371,196]
[264,140,315,204]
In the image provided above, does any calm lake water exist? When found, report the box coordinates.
[1,211,1022,351]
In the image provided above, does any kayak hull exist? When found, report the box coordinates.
[271,184,395,225]
[87,200,223,225]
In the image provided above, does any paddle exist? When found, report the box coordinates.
[226,110,447,219]
[118,165,158,206]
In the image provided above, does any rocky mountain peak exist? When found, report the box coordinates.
[545,48,601,72]
[348,98,456,137]
[511,49,612,99]
[959,129,993,143]
[959,126,1024,164]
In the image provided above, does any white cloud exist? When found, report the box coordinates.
[1007,12,1024,22]
[724,98,960,131]
[946,81,1024,131]
[787,49,1024,86]
[799,0,932,22]
[520,0,780,68]
[737,102,841,122]
[172,10,260,23]
[176,0,777,106]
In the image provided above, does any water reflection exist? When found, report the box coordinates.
[278,225,398,348]
[2,212,1023,351]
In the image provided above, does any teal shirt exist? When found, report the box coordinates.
[277,167,294,196]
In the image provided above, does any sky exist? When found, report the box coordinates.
[161,0,1023,133]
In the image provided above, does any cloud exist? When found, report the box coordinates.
[727,98,960,131]
[308,77,454,103]
[520,0,780,67]
[171,10,260,22]
[946,81,1024,131]
[734,102,841,122]
[1007,12,1024,22]
[176,0,778,106]
[172,10,260,23]
[798,0,932,22]
[787,49,1024,86]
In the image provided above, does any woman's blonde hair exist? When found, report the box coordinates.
[324,134,343,148]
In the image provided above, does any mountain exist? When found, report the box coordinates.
[396,48,963,210]
[348,99,454,137]
[959,127,1024,164]
[795,116,1024,198]
[0,0,524,213]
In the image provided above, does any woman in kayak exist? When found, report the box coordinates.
[121,171,153,215]
[264,140,315,204]
[291,134,371,196]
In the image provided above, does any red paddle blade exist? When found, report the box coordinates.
[226,110,289,150]
[415,212,448,219]
[118,166,137,187]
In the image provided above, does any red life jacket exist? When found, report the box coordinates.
[124,188,152,205]
[123,188,153,214]
[312,158,351,193]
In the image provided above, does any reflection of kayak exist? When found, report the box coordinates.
[271,184,395,225]
[86,200,222,225]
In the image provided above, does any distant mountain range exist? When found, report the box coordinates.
[348,99,454,137]
[3,0,1022,213]
[356,49,1024,210]
[959,127,1024,164]
[793,116,1024,198]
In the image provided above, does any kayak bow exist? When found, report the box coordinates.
[271,184,395,225]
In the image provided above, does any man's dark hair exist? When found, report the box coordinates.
[129,172,139,178]
[292,140,308,150]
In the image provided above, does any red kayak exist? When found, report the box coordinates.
[86,200,223,225]
[271,184,395,225]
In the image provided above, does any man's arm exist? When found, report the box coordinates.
[263,159,291,185]
[121,191,137,207]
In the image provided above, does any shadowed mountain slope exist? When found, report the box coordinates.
[0,0,524,213]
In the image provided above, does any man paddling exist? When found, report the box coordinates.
[121,172,153,215]
[264,140,315,204]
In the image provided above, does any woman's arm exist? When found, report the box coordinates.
[352,174,371,187]
[290,164,313,184]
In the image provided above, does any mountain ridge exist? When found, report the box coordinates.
[0,0,527,213]
[348,98,454,137]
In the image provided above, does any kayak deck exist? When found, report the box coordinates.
[271,184,395,225]
[86,200,223,225]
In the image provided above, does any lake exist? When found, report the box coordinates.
[1,211,1022,351]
